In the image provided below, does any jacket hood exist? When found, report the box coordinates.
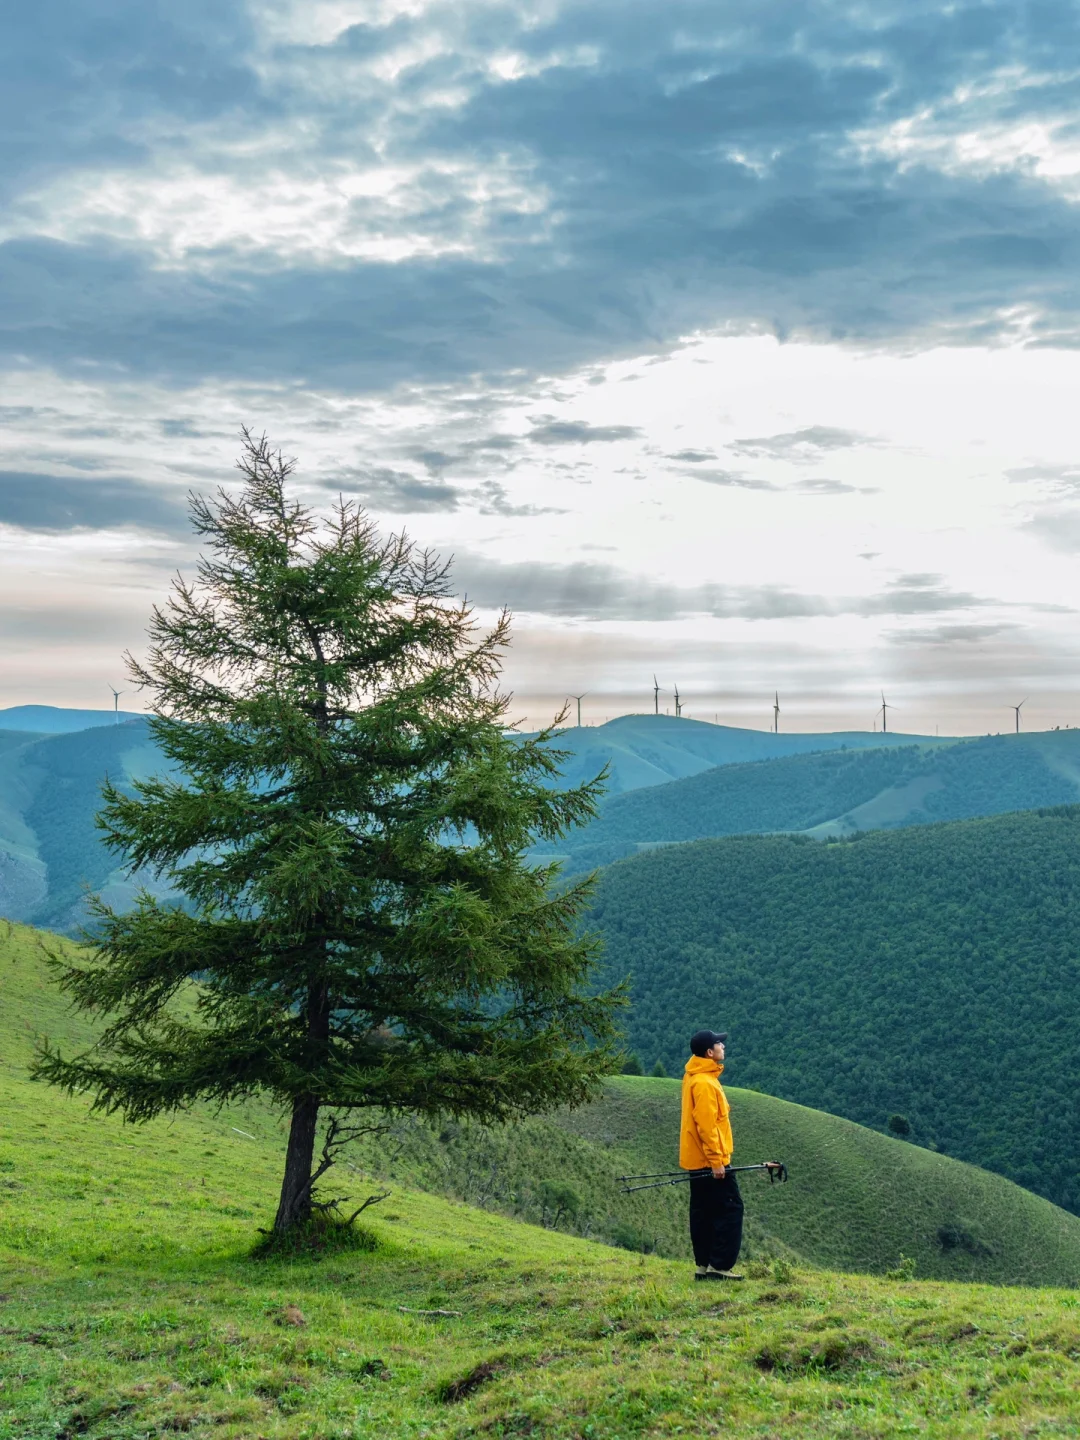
[684,1055,723,1078]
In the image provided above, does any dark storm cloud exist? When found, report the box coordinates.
[0,471,188,533]
[453,554,988,622]
[1,2,1079,390]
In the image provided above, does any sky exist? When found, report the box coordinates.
[3,0,1080,735]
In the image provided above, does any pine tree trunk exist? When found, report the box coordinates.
[274,1093,320,1232]
[273,983,331,1232]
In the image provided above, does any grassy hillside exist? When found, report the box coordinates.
[588,806,1080,1215]
[7,921,1080,1290]
[4,931,1080,1437]
[539,728,1080,868]
[395,1075,1080,1285]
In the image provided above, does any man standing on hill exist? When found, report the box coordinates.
[681,1029,743,1280]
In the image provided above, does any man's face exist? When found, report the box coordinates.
[707,1041,725,1063]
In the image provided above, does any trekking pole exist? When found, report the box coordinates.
[617,1169,708,1182]
[620,1162,787,1194]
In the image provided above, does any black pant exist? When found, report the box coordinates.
[688,1173,743,1270]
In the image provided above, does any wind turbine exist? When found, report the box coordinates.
[673,684,682,718]
[108,684,125,725]
[652,675,660,715]
[879,692,892,734]
[569,693,587,728]
[773,692,780,734]
[1012,698,1028,733]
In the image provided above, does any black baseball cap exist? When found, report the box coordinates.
[689,1029,728,1057]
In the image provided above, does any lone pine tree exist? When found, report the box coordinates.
[34,433,620,1233]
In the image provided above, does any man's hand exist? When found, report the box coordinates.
[712,1164,726,1179]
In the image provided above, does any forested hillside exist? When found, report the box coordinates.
[0,718,164,931]
[542,728,1080,867]
[588,807,1080,1215]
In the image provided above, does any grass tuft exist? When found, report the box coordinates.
[249,1215,380,1262]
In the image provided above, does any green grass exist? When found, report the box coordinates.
[5,920,1080,1436]
[355,1076,1080,1287]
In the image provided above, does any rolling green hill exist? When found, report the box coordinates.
[587,806,1080,1216]
[537,728,1080,869]
[384,1076,1080,1286]
[6,920,1080,1288]
[521,712,945,795]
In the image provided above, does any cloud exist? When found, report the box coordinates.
[453,554,988,623]
[863,573,984,615]
[793,477,870,495]
[666,449,716,462]
[321,468,462,513]
[2,4,1080,394]
[730,426,871,463]
[1024,507,1080,552]
[318,465,561,517]
[687,468,778,490]
[1007,464,1080,491]
[0,471,188,534]
[888,623,1017,646]
[463,433,522,453]
[527,420,643,445]
[473,480,565,517]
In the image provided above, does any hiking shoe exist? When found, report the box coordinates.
[695,1267,744,1281]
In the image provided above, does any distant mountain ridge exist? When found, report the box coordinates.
[0,709,952,932]
[521,712,949,794]
[0,705,142,733]
[539,728,1080,868]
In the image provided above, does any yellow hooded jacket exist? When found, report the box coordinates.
[680,1054,733,1170]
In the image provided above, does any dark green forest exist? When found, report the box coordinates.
[588,806,1080,1214]
[0,720,156,930]
[542,729,1080,868]
[25,725,153,915]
